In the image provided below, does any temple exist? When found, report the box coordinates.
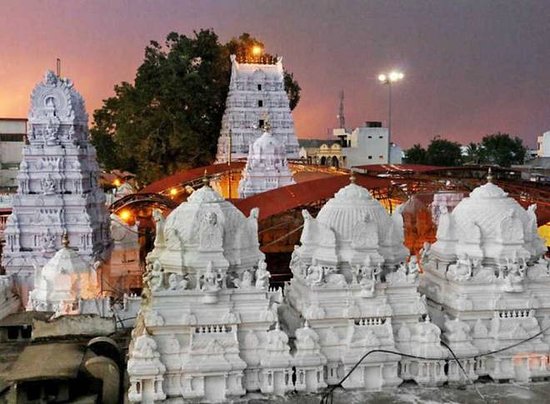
[421,171,550,381]
[238,118,295,198]
[215,54,300,162]
[128,179,286,402]
[2,71,111,301]
[282,175,448,389]
[27,233,111,317]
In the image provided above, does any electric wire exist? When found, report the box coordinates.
[320,322,550,404]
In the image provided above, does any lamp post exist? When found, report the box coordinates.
[378,71,404,163]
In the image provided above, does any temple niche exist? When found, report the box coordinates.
[215,54,300,162]
[2,71,111,302]
[238,117,295,198]
[282,175,447,390]
[420,172,550,382]
[127,179,289,402]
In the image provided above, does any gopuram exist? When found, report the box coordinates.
[2,71,111,301]
[421,171,550,381]
[215,54,299,162]
[238,116,295,198]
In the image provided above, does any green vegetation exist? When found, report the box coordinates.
[404,133,526,167]
[91,31,301,184]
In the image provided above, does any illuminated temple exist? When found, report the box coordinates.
[215,54,300,162]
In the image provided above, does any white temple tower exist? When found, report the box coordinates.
[2,71,111,300]
[216,54,300,162]
[238,119,295,199]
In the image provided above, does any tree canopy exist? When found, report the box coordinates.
[91,30,301,184]
[404,133,526,168]
[404,137,462,166]
[478,132,526,167]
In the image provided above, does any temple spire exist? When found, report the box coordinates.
[487,167,493,183]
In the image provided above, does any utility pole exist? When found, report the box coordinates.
[56,58,61,76]
[227,129,232,199]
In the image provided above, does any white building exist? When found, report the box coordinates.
[0,118,26,191]
[238,122,295,198]
[216,54,299,162]
[537,131,550,157]
[327,122,403,168]
[420,172,550,382]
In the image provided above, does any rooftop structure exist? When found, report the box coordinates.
[0,118,26,191]
[216,55,299,162]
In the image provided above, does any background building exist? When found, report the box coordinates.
[0,118,26,192]
[537,131,550,157]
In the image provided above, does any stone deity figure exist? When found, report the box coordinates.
[146,259,164,291]
[42,175,56,195]
[447,253,473,282]
[407,255,420,281]
[255,259,271,289]
[199,211,223,251]
[201,262,220,292]
[41,229,56,253]
[503,258,525,292]
[390,205,405,245]
[305,258,324,286]
[419,242,431,264]
[240,270,253,288]
[359,259,381,297]
[152,209,166,249]
[436,205,453,241]
[168,273,181,291]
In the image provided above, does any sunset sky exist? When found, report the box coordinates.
[1,0,549,148]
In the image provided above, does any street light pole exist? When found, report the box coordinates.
[378,71,404,164]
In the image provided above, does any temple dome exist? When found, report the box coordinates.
[432,177,546,262]
[156,183,263,274]
[28,239,99,311]
[316,181,391,243]
[452,181,528,241]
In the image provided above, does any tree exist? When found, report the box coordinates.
[404,144,427,164]
[463,142,482,165]
[479,132,526,167]
[425,137,463,166]
[91,30,301,184]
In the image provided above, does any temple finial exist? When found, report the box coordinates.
[487,167,493,183]
[202,169,209,186]
[62,231,69,248]
[350,170,356,184]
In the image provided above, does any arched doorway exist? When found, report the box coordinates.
[320,156,326,166]
[331,156,339,168]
